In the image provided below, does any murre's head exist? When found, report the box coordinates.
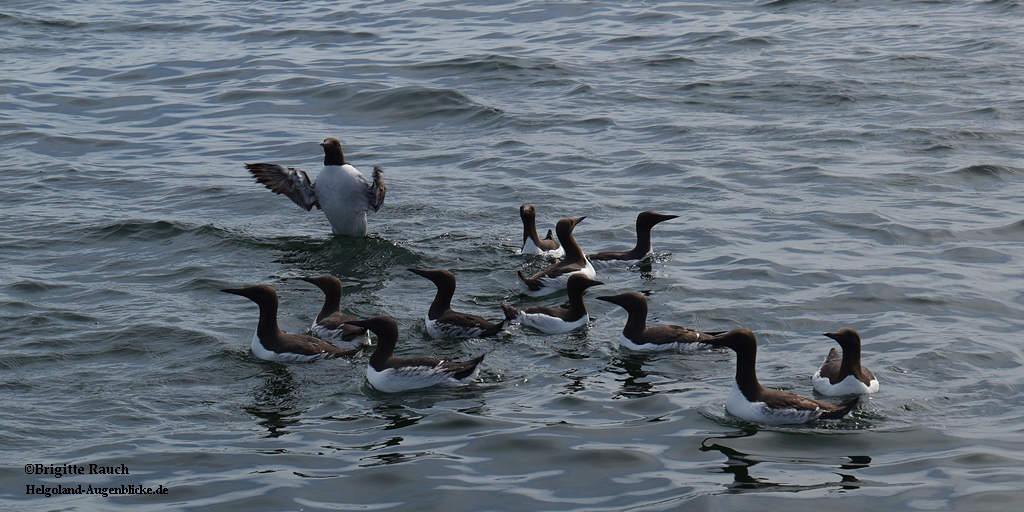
[221,284,278,306]
[345,315,399,340]
[705,328,758,353]
[595,291,646,311]
[320,137,346,165]
[823,327,862,350]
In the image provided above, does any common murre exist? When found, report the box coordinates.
[245,137,386,237]
[588,211,679,270]
[812,327,879,396]
[298,275,371,350]
[596,291,723,351]
[347,316,485,393]
[222,284,359,362]
[705,329,859,425]
[501,274,603,334]
[408,268,507,339]
[515,203,564,258]
[517,216,596,297]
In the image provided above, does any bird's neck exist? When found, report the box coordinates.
[316,293,341,323]
[427,287,454,319]
[369,336,397,369]
[621,305,648,338]
[255,301,282,338]
[733,349,763,400]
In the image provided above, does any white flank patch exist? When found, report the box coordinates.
[519,238,565,259]
[812,371,879,396]
[310,322,372,349]
[424,315,485,339]
[518,260,596,297]
[725,385,820,425]
[250,330,325,363]
[618,333,711,352]
[519,312,586,334]
[366,364,476,393]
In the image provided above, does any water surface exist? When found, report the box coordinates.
[2,0,1023,510]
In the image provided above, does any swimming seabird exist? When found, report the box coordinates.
[704,329,859,425]
[222,284,359,362]
[408,268,507,339]
[588,211,679,270]
[515,203,564,258]
[245,137,386,237]
[596,291,722,351]
[517,216,596,296]
[298,275,371,350]
[501,274,603,334]
[347,316,485,393]
[812,327,879,396]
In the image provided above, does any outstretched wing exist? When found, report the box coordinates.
[245,163,319,211]
[368,166,386,213]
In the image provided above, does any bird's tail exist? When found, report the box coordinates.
[820,396,860,420]
[500,303,521,324]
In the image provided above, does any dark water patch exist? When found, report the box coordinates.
[548,116,617,135]
[242,27,379,45]
[722,35,781,51]
[0,306,99,333]
[642,54,699,68]
[632,123,696,144]
[818,212,958,246]
[679,29,742,48]
[87,219,191,242]
[632,11,679,23]
[934,246,1012,264]
[757,0,811,7]
[982,0,1023,12]
[4,278,75,295]
[406,54,571,81]
[345,86,505,127]
[0,12,85,30]
[565,83,595,97]
[961,219,1024,241]
[244,368,306,438]
[948,163,1020,179]
[11,131,137,157]
[270,234,420,288]
[96,20,206,35]
[105,59,263,87]
[622,160,682,178]
[807,282,948,316]
[605,34,671,46]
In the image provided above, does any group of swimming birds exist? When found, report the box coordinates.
[224,138,880,426]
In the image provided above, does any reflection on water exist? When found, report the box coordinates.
[273,235,421,285]
[841,455,872,470]
[547,329,593,361]
[608,354,656,398]
[560,368,586,395]
[700,432,872,493]
[244,365,304,438]
[359,449,462,468]
[375,403,426,431]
